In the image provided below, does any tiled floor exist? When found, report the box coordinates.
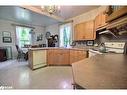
[0,60,73,89]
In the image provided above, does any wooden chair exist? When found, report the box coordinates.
[15,45,26,61]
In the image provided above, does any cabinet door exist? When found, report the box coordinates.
[70,50,88,64]
[84,20,94,40]
[95,11,107,30]
[47,50,54,65]
[74,23,85,40]
[48,49,70,65]
[74,20,94,40]
[101,12,107,26]
[70,50,76,64]
[59,52,70,65]
[95,14,100,29]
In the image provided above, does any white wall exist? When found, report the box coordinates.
[67,6,107,25]
[45,24,59,35]
[45,24,59,46]
[0,19,45,59]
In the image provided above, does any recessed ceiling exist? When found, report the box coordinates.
[35,6,99,19]
[57,6,99,19]
[0,6,61,27]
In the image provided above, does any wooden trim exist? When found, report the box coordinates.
[96,23,108,31]
[106,6,127,22]
[59,20,73,25]
[11,23,35,29]
[107,15,127,29]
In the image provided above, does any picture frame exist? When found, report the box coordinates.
[2,31,11,37]
[3,37,12,43]
[37,34,43,41]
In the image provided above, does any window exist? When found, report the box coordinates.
[16,26,32,48]
[59,23,72,47]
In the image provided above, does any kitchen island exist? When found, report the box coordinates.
[28,47,88,70]
[72,54,127,89]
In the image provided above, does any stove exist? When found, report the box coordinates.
[105,42,125,54]
[89,42,126,57]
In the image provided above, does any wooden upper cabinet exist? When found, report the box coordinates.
[84,20,94,39]
[74,20,94,41]
[106,6,127,22]
[95,11,107,30]
[74,22,85,40]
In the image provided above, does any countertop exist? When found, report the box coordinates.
[28,47,94,51]
[72,54,127,89]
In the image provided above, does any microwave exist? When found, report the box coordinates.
[86,40,94,46]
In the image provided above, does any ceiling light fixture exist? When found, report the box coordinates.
[41,5,60,15]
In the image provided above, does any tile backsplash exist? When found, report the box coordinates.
[73,41,88,47]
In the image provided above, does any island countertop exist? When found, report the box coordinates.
[28,47,90,51]
[72,54,127,89]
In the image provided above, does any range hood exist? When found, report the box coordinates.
[99,30,118,38]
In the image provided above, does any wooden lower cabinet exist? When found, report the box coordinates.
[47,49,88,65]
[70,50,88,64]
[28,49,88,70]
[47,49,70,65]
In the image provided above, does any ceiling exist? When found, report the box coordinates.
[0,6,60,27]
[35,6,99,19]
[55,6,99,19]
[0,6,99,27]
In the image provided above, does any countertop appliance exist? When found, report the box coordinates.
[89,42,126,57]
[86,40,94,46]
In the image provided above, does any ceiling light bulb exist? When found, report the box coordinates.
[41,6,44,9]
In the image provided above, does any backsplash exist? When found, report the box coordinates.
[74,41,87,47]
[73,33,127,48]
[72,40,95,48]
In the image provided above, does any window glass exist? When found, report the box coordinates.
[59,23,72,47]
[16,26,32,48]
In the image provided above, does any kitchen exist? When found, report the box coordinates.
[0,5,127,89]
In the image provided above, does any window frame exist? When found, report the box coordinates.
[15,26,32,48]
